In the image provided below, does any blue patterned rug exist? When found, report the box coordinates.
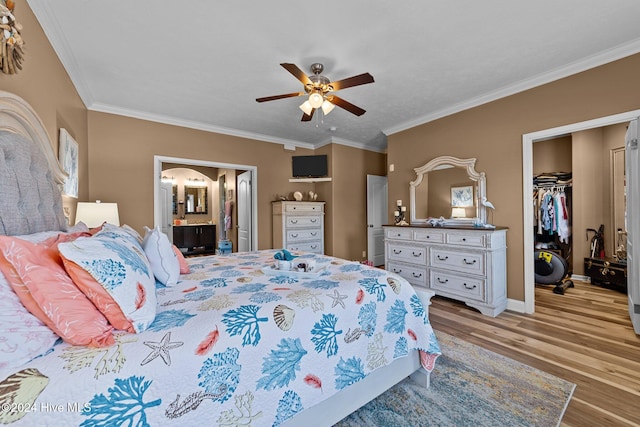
[334,331,575,427]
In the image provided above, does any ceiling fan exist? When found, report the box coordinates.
[256,63,374,121]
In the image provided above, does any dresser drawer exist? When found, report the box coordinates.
[387,261,427,287]
[430,269,485,301]
[286,216,322,228]
[413,229,445,243]
[285,203,323,213]
[387,244,427,264]
[430,249,485,275]
[286,229,322,242]
[385,227,413,240]
[446,232,486,248]
[287,241,323,253]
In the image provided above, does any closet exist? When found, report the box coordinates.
[533,124,628,290]
[533,175,573,271]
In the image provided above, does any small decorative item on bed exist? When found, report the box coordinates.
[0,91,441,426]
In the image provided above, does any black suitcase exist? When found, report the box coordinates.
[584,257,627,293]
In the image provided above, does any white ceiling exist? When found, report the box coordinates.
[28,1,640,152]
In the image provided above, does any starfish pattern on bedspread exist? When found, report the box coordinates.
[140,332,184,366]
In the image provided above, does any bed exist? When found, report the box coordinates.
[0,90,441,426]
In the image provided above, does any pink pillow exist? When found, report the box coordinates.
[0,234,115,347]
[173,244,191,274]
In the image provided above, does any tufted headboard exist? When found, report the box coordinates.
[0,91,68,236]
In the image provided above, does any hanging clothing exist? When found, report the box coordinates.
[224,201,233,230]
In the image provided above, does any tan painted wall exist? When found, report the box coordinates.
[388,53,640,301]
[533,136,572,176]
[86,111,385,259]
[326,144,387,260]
[0,2,88,220]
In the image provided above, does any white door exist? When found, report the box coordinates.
[367,174,388,266]
[160,181,173,242]
[625,119,639,334]
[237,171,252,252]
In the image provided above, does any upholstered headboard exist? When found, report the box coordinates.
[0,91,68,236]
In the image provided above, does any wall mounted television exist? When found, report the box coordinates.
[292,155,328,178]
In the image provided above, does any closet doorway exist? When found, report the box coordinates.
[522,109,640,315]
[153,155,258,252]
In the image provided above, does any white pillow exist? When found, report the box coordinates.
[142,226,180,286]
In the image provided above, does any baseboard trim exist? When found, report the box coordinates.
[507,298,525,313]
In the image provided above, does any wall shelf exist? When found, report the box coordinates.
[289,177,332,183]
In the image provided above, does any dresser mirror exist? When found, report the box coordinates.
[184,185,208,214]
[410,156,487,224]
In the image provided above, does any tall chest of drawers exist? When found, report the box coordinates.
[272,201,325,254]
[384,225,507,317]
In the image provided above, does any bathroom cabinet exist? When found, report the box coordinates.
[173,224,216,255]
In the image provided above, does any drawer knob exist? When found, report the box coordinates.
[437,278,448,284]
[311,219,317,223]
[393,249,402,254]
[291,233,298,238]
[291,219,298,224]
[393,268,402,273]
[311,232,317,236]
[311,245,318,249]
[412,272,422,278]
[412,251,422,257]
[462,238,467,242]
[437,255,448,261]
[463,258,477,265]
[464,283,477,290]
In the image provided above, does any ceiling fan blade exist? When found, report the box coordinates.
[329,73,374,91]
[301,109,314,121]
[256,92,304,102]
[281,63,312,86]
[328,95,366,116]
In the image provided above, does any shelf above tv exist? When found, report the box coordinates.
[289,177,333,183]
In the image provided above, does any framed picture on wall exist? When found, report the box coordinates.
[59,128,78,198]
[451,185,473,208]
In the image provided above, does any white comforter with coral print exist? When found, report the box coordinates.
[0,250,440,426]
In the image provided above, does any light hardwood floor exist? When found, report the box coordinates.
[427,280,640,427]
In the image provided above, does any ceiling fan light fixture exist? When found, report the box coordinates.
[299,100,313,115]
[308,92,324,108]
[321,100,335,115]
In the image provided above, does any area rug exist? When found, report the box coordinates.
[334,331,575,427]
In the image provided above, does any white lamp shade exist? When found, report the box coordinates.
[299,100,313,115]
[308,92,324,108]
[321,100,335,115]
[451,207,467,218]
[75,202,120,227]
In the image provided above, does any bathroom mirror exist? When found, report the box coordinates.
[172,185,178,215]
[184,185,208,214]
[410,156,487,224]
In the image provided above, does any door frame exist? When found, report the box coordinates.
[153,155,258,251]
[521,108,640,314]
[366,174,388,266]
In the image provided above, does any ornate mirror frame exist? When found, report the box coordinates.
[410,156,487,225]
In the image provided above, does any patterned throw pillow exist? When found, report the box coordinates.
[142,226,180,285]
[0,232,114,349]
[58,226,157,333]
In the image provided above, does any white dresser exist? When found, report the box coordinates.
[384,225,507,316]
[272,201,325,254]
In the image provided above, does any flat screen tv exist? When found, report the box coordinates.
[292,155,328,178]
